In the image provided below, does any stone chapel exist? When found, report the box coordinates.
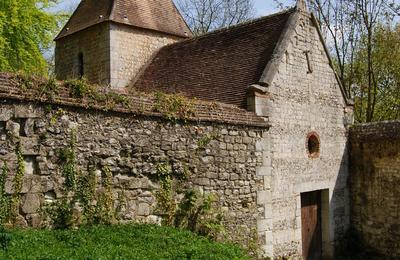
[53,0,355,258]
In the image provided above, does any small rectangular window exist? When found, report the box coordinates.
[78,52,84,78]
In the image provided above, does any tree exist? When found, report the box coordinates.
[275,0,400,122]
[176,0,256,35]
[353,24,400,122]
[0,0,63,76]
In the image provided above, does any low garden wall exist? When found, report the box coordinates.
[0,73,269,248]
[350,121,400,257]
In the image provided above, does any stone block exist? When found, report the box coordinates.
[14,215,28,228]
[14,105,41,118]
[137,203,150,216]
[26,213,42,228]
[21,193,41,214]
[21,137,40,155]
[6,121,20,136]
[0,107,13,121]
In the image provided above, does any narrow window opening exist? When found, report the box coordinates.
[78,52,84,78]
[306,132,320,158]
[0,121,5,135]
[18,118,27,137]
[305,51,313,74]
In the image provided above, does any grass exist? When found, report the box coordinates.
[0,224,250,259]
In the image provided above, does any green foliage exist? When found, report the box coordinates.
[91,166,115,225]
[59,130,77,191]
[0,224,250,259]
[11,141,25,219]
[197,132,219,151]
[175,190,225,240]
[96,165,114,224]
[351,24,400,122]
[50,108,65,125]
[0,227,12,252]
[44,198,75,229]
[65,78,95,99]
[39,76,59,100]
[0,0,62,75]
[154,92,195,121]
[0,162,10,225]
[154,162,225,239]
[155,162,175,225]
[76,169,96,223]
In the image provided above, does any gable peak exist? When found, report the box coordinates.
[296,0,307,11]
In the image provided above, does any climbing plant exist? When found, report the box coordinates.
[0,162,10,225]
[153,92,195,121]
[11,141,25,219]
[59,129,77,192]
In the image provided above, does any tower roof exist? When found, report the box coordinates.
[55,0,192,40]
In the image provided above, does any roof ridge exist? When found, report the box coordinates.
[170,8,296,45]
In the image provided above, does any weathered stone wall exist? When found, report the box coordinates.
[110,23,181,89]
[256,11,352,258]
[55,22,182,89]
[350,121,400,257]
[55,23,110,85]
[0,98,265,242]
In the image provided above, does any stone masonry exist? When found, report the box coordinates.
[109,23,181,89]
[55,23,181,89]
[254,10,353,258]
[55,23,111,85]
[0,74,268,245]
[350,121,400,258]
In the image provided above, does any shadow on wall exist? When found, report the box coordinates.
[339,121,400,260]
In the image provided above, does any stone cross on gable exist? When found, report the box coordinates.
[297,0,307,10]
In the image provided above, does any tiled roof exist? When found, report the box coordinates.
[55,0,192,40]
[133,9,295,108]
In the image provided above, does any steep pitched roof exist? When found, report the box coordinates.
[55,0,192,40]
[133,9,295,108]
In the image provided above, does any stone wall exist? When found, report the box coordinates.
[256,11,352,258]
[350,121,400,257]
[110,23,181,89]
[55,23,111,85]
[0,74,268,244]
[55,22,182,89]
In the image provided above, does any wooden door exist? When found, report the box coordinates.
[301,191,322,260]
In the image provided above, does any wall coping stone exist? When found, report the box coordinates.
[350,120,400,143]
[0,73,269,128]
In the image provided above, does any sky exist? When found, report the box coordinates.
[57,0,294,17]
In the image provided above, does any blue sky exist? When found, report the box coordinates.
[57,0,293,17]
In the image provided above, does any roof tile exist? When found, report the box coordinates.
[133,9,294,108]
[56,0,192,40]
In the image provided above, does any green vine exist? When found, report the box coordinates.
[153,92,195,121]
[197,132,219,151]
[155,162,175,225]
[59,130,77,192]
[153,161,224,239]
[11,141,25,219]
[0,162,10,225]
[76,169,96,223]
[50,108,65,126]
[65,78,94,99]
[92,166,114,225]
